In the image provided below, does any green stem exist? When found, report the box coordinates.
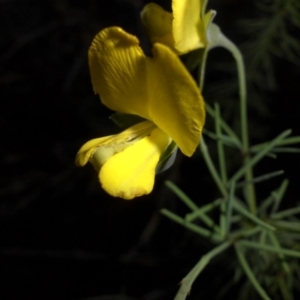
[207,24,256,213]
[215,103,227,183]
[221,37,256,214]
[174,241,232,300]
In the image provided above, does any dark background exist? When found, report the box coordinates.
[1,0,300,299]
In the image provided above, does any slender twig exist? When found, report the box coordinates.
[174,241,232,300]
[235,243,271,300]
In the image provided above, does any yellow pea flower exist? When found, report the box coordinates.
[141,0,216,54]
[75,27,205,200]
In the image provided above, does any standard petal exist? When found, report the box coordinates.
[172,0,205,53]
[75,121,155,167]
[140,3,175,51]
[89,27,151,118]
[100,128,171,200]
[148,43,205,156]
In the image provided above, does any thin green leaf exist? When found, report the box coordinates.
[230,226,262,240]
[259,192,277,215]
[258,230,269,261]
[200,137,228,198]
[185,209,221,234]
[268,231,290,274]
[203,129,241,149]
[220,199,226,238]
[205,103,241,146]
[272,147,300,154]
[251,136,300,152]
[229,129,292,184]
[160,209,223,242]
[185,199,222,222]
[272,220,300,232]
[233,200,275,231]
[272,206,300,220]
[240,240,300,258]
[270,179,289,215]
[235,170,284,188]
[165,181,198,211]
[226,181,235,235]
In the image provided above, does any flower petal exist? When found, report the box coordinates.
[89,27,205,156]
[149,43,205,156]
[140,3,175,51]
[89,27,150,118]
[75,121,155,167]
[100,128,171,200]
[172,0,205,53]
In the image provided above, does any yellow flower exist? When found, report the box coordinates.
[75,27,205,200]
[141,0,216,54]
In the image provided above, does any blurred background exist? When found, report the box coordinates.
[1,0,300,299]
